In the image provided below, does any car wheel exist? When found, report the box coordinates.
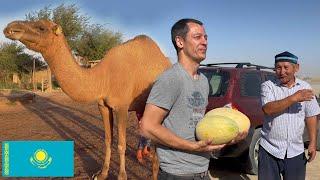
[245,128,261,175]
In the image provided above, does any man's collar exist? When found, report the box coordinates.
[275,77,301,88]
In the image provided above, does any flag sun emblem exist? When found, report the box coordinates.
[29,149,52,169]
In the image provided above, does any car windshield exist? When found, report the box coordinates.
[200,69,230,97]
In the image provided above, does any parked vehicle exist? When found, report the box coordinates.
[199,62,274,174]
[136,62,319,175]
[199,62,320,175]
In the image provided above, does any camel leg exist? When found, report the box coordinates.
[115,106,128,180]
[95,101,113,180]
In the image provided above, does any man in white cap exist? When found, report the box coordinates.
[259,51,320,180]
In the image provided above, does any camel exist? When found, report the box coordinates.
[4,20,171,180]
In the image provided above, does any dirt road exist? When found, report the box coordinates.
[0,91,319,179]
[0,91,153,179]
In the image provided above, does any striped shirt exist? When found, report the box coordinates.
[260,78,320,159]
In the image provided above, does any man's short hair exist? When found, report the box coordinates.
[171,18,203,52]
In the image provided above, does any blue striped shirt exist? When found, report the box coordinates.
[260,78,320,159]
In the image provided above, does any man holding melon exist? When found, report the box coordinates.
[140,18,246,179]
[259,51,320,180]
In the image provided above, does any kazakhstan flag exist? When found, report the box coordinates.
[2,141,74,177]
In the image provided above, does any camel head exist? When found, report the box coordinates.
[3,20,63,52]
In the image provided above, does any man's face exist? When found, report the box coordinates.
[275,61,299,85]
[177,22,208,63]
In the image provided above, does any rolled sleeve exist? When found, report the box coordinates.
[261,81,275,106]
[305,96,320,117]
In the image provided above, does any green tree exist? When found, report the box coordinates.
[25,6,52,21]
[15,54,46,74]
[0,42,47,89]
[25,3,123,61]
[26,4,89,49]
[0,42,46,80]
[75,24,122,61]
[0,42,20,74]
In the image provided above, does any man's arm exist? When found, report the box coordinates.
[262,89,314,116]
[306,116,318,162]
[139,104,225,152]
[262,95,296,116]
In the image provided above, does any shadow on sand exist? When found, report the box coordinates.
[1,91,153,179]
[209,158,254,180]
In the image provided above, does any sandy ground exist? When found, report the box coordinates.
[0,91,319,180]
[209,155,320,180]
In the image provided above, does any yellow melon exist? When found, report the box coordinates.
[205,108,250,133]
[196,115,239,145]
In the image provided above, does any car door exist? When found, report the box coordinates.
[233,71,264,127]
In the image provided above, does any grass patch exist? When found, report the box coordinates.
[5,101,17,106]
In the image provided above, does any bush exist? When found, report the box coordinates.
[0,82,20,90]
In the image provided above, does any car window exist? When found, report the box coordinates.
[200,70,230,97]
[240,72,262,97]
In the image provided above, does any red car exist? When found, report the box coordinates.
[137,62,319,175]
[199,62,275,174]
[199,62,320,174]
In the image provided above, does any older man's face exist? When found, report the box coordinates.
[275,61,299,85]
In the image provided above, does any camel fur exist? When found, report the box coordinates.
[4,20,171,180]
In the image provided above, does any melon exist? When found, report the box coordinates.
[196,115,239,145]
[205,108,250,133]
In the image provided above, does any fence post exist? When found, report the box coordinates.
[32,58,36,91]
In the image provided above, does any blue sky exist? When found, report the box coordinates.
[1,0,319,77]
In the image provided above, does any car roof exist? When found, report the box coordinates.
[199,62,274,73]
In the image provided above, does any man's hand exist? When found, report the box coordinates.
[307,142,317,162]
[227,131,248,145]
[192,139,226,152]
[292,89,314,102]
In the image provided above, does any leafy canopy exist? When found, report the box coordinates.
[26,3,122,61]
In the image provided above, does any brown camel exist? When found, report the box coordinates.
[4,20,171,180]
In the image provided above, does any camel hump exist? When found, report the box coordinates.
[134,34,152,41]
[123,35,155,45]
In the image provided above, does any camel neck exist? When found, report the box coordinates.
[41,37,106,102]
